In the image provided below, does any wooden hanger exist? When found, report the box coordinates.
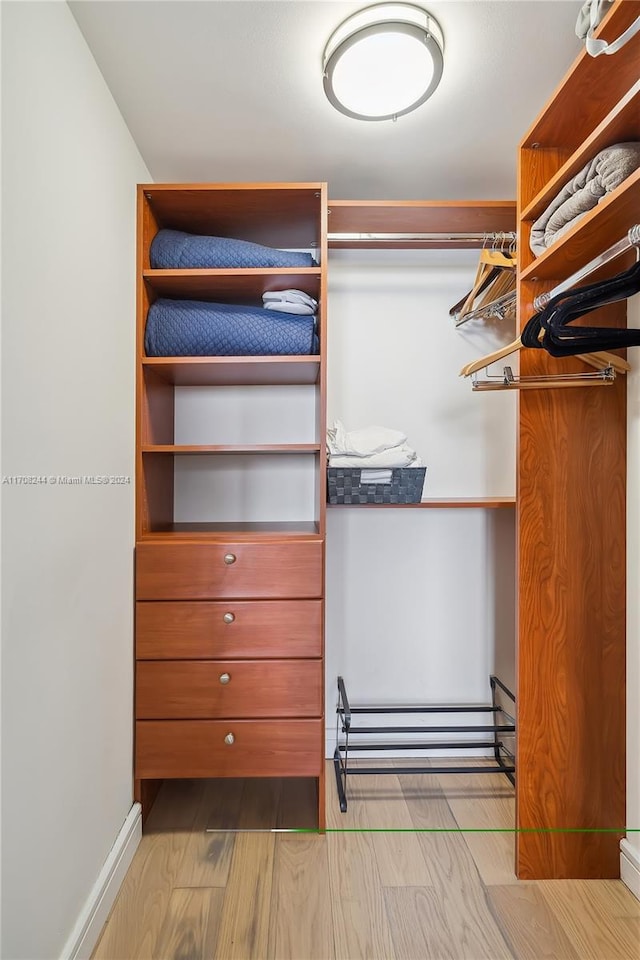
[474,268,516,310]
[449,265,499,317]
[456,245,517,321]
[478,248,517,269]
[457,263,499,319]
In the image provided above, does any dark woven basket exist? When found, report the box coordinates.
[327,467,426,504]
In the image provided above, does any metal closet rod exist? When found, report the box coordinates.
[534,224,640,310]
[471,365,617,391]
[328,231,517,244]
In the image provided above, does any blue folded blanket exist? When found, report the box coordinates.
[145,299,319,357]
[150,228,315,269]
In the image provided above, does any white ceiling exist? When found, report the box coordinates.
[69,0,582,200]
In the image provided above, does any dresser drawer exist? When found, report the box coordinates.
[136,540,323,600]
[136,719,322,778]
[136,600,322,659]
[136,659,322,719]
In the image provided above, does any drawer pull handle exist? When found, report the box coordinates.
[224,553,237,565]
[224,733,235,745]
[219,672,231,685]
[223,612,235,624]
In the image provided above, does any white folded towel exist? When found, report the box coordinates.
[330,446,423,469]
[263,289,318,314]
[327,420,407,458]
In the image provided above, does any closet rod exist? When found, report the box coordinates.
[533,224,640,309]
[471,365,616,391]
[328,231,517,244]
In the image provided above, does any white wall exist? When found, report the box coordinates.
[1,3,150,957]
[327,250,517,498]
[325,250,517,754]
[174,385,318,523]
[624,292,640,898]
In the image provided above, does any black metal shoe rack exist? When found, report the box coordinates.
[333,674,516,812]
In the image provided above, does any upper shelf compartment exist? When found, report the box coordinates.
[520,166,640,282]
[327,201,516,248]
[518,0,640,211]
[520,0,640,153]
[141,183,326,252]
[521,81,640,223]
[137,184,327,384]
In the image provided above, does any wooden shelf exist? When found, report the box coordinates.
[521,81,640,223]
[328,200,516,247]
[142,356,321,386]
[138,521,322,540]
[144,267,321,301]
[328,497,516,509]
[520,168,640,282]
[142,444,321,455]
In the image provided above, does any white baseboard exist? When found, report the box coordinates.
[620,838,640,901]
[61,802,142,960]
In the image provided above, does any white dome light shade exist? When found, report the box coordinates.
[323,4,444,121]
[332,31,435,118]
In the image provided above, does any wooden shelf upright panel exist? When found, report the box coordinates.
[515,0,638,879]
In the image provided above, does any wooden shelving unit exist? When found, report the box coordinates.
[135,182,328,829]
[515,0,639,880]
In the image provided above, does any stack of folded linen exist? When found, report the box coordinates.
[529,142,640,255]
[327,420,423,482]
[262,289,318,314]
[145,298,319,357]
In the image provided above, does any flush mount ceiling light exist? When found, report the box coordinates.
[322,3,444,122]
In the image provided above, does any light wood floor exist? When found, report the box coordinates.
[92,762,640,960]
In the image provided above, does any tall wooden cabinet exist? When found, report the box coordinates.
[134,184,328,828]
[516,0,639,878]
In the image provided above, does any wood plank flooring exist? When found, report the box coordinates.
[92,762,640,960]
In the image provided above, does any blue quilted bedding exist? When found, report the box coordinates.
[150,229,315,269]
[145,299,319,357]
